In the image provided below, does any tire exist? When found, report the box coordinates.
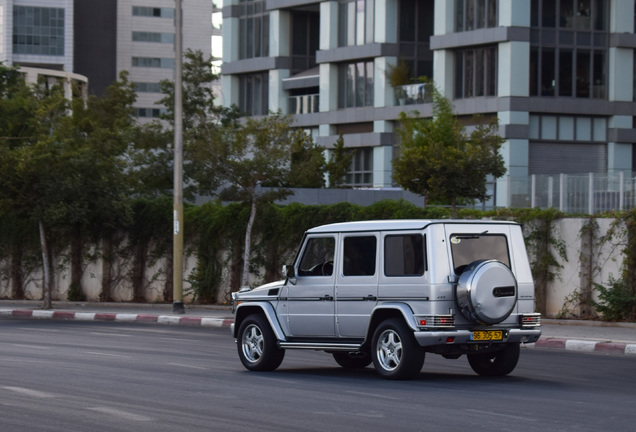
[467,343,520,377]
[371,318,425,380]
[332,352,372,369]
[237,314,285,371]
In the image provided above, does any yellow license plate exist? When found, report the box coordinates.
[471,330,503,341]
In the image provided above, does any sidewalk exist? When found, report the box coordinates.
[1,300,635,357]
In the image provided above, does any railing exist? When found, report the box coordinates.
[505,172,636,214]
[394,83,431,106]
[289,94,319,114]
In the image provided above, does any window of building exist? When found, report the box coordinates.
[132,6,174,18]
[135,107,167,118]
[529,0,608,98]
[238,0,269,59]
[398,0,433,80]
[384,234,425,276]
[338,0,374,47]
[132,57,175,69]
[12,6,65,56]
[455,0,497,32]
[338,61,374,108]
[454,45,497,99]
[346,147,373,186]
[291,11,319,74]
[238,73,269,116]
[132,32,174,44]
[134,82,162,93]
[343,236,377,276]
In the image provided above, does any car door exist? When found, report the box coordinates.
[282,234,337,337]
[335,233,379,338]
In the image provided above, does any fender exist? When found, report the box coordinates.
[233,301,287,341]
[370,302,419,332]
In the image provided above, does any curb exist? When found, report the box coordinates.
[0,309,233,329]
[3,308,636,357]
[530,337,636,357]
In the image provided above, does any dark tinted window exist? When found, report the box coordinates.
[343,236,377,276]
[384,235,425,276]
[450,234,510,274]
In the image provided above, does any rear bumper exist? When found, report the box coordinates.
[414,328,541,347]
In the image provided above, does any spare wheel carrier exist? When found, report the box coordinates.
[455,259,518,325]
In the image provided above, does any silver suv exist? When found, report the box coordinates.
[231,220,541,380]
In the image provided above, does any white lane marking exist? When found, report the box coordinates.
[89,332,132,337]
[3,386,56,398]
[84,351,131,359]
[465,409,537,421]
[166,362,209,370]
[345,390,401,401]
[10,344,51,350]
[86,407,153,422]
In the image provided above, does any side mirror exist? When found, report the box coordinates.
[282,264,295,279]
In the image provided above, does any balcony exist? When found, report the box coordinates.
[394,83,431,106]
[289,94,319,114]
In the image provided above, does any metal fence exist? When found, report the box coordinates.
[505,171,636,214]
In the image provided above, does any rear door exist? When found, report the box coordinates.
[335,233,379,338]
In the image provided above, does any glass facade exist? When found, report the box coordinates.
[338,62,374,108]
[455,0,497,32]
[238,0,269,59]
[132,7,175,18]
[455,45,497,99]
[529,0,608,98]
[338,0,374,47]
[132,32,175,44]
[239,73,269,116]
[13,6,65,56]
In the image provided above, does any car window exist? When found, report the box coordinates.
[384,234,425,276]
[298,237,335,276]
[343,236,377,276]
[450,233,510,274]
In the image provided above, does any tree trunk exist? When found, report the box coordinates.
[68,223,85,301]
[241,191,257,288]
[100,234,113,302]
[132,241,147,302]
[39,220,52,310]
[10,243,25,299]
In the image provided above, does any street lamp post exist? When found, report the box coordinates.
[173,0,185,314]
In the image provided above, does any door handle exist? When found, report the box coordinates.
[320,295,334,301]
[363,295,377,301]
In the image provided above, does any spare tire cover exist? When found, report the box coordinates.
[456,260,518,325]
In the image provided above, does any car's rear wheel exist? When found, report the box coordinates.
[467,343,520,377]
[332,351,372,369]
[237,314,285,371]
[372,318,425,380]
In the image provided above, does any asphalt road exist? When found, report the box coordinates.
[1,320,634,432]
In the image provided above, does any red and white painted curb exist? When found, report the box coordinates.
[529,338,636,356]
[0,309,233,329]
[3,308,635,356]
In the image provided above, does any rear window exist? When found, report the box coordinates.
[450,234,510,274]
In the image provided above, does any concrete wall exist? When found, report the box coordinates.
[0,218,628,318]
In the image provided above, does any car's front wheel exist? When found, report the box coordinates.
[467,343,520,377]
[237,314,285,371]
[371,318,425,380]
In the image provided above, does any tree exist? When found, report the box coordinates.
[393,84,506,217]
[326,134,354,188]
[212,112,299,289]
[287,129,326,188]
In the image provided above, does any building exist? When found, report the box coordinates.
[1,0,214,122]
[220,0,636,207]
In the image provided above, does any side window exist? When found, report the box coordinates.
[298,237,335,276]
[384,234,425,276]
[450,233,511,274]
[343,236,377,276]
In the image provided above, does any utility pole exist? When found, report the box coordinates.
[172,0,185,314]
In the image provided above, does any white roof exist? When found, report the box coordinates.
[306,219,516,234]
